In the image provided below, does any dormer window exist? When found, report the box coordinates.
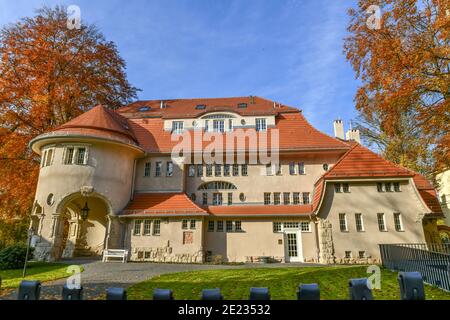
[238,103,247,108]
[139,106,151,112]
[172,121,184,134]
[196,104,206,110]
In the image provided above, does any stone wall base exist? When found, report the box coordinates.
[130,246,204,263]
[335,257,381,264]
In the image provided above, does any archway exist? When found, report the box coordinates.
[55,192,112,259]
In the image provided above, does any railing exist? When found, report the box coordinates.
[379,243,450,292]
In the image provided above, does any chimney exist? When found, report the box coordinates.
[249,95,255,104]
[333,119,344,140]
[346,129,361,143]
[160,100,165,109]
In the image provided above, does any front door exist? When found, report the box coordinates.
[284,230,303,262]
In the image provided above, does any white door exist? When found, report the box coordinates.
[284,230,303,262]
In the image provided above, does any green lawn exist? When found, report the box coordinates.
[0,262,78,289]
[128,266,450,300]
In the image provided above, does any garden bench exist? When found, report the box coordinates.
[102,249,128,263]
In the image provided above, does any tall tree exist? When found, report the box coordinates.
[0,6,138,220]
[344,0,449,177]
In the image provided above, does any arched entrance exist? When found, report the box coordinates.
[54,192,112,259]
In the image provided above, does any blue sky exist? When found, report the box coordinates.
[0,0,360,136]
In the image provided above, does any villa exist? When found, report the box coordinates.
[28,96,443,264]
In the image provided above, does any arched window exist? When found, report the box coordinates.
[198,181,237,190]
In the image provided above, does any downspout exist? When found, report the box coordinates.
[130,159,137,201]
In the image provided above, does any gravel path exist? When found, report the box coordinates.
[0,258,321,300]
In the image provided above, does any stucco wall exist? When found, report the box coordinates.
[317,179,428,262]
[204,218,317,263]
[134,156,184,192]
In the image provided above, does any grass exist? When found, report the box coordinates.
[127,265,450,300]
[0,262,80,289]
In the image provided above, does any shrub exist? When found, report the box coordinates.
[0,243,33,270]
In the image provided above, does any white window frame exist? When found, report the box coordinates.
[155,161,162,177]
[190,219,196,230]
[273,192,281,205]
[298,162,305,175]
[302,192,310,204]
[301,222,311,232]
[255,118,267,132]
[355,213,364,232]
[264,193,271,205]
[182,219,188,230]
[166,161,174,177]
[133,219,142,236]
[377,213,387,231]
[188,164,195,177]
[212,193,223,205]
[393,213,404,231]
[144,162,151,177]
[172,121,184,134]
[339,213,348,232]
[289,162,296,175]
[283,192,290,205]
[216,220,224,232]
[293,192,300,205]
[273,222,282,233]
[62,145,89,166]
[213,119,225,133]
[207,221,215,232]
[152,220,161,235]
[143,220,152,236]
[226,220,233,232]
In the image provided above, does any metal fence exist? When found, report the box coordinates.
[379,243,450,292]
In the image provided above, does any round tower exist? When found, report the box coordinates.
[29,105,143,261]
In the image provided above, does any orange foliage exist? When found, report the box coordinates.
[0,6,138,220]
[344,0,449,174]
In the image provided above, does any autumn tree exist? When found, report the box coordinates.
[344,0,449,177]
[0,6,138,221]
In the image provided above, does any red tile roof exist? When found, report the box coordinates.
[122,193,207,216]
[312,178,325,213]
[323,143,413,178]
[205,205,312,216]
[53,105,139,146]
[412,173,443,214]
[117,96,298,119]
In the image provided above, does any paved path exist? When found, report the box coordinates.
[0,259,321,300]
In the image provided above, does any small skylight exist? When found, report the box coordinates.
[237,103,247,108]
[139,106,151,112]
[195,104,206,110]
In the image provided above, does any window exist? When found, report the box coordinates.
[284,222,299,229]
[227,193,233,205]
[155,161,162,176]
[204,120,210,132]
[143,220,152,235]
[196,104,206,110]
[334,183,342,193]
[345,251,352,259]
[394,213,403,231]
[152,220,161,235]
[239,193,246,202]
[235,221,242,231]
[301,222,311,232]
[274,193,281,205]
[166,161,174,177]
[273,222,282,233]
[283,192,290,205]
[207,221,215,232]
[206,164,213,176]
[139,106,150,112]
[358,251,366,259]
[224,164,230,176]
[75,148,85,165]
[197,164,203,177]
[172,121,184,134]
[264,193,271,205]
[228,119,233,132]
[302,192,310,204]
[188,164,195,177]
[190,220,196,230]
[232,164,239,176]
[215,164,221,176]
[226,221,233,232]
[44,149,54,167]
[182,220,188,230]
[323,164,329,171]
[255,118,267,132]
[377,183,384,192]
[238,103,247,108]
[385,182,392,192]
[190,193,196,201]
[275,163,282,176]
[298,162,305,175]
[343,183,350,193]
[355,213,364,232]
[293,192,300,204]
[266,164,273,176]
[64,147,74,164]
[133,220,142,236]
[217,220,224,232]
[377,213,387,231]
[339,213,348,232]
[394,182,401,192]
[144,162,151,177]
[213,120,225,133]
[202,193,208,205]
[198,181,237,190]
[289,162,296,175]
[241,164,248,176]
[213,193,222,205]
